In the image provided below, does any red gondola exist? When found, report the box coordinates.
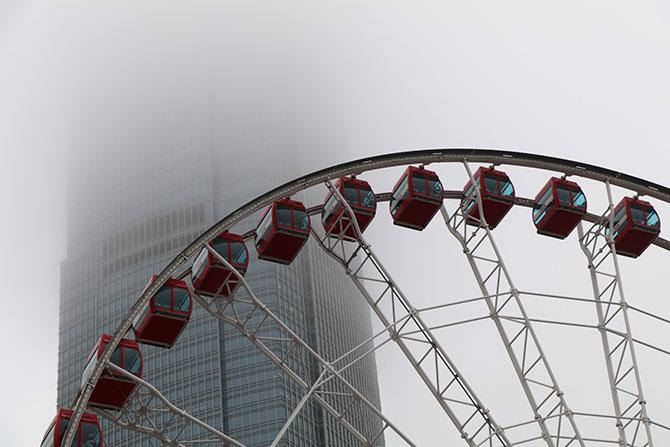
[390,166,444,231]
[81,335,143,411]
[191,231,249,297]
[461,167,515,229]
[133,275,192,348]
[255,198,310,264]
[322,176,376,239]
[532,177,587,239]
[608,197,660,258]
[40,409,102,447]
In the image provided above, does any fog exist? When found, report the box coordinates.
[2,1,670,446]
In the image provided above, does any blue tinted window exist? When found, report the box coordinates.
[484,176,499,194]
[173,287,191,312]
[499,179,514,197]
[429,178,443,197]
[390,177,408,216]
[276,204,292,227]
[110,346,122,368]
[533,188,553,224]
[647,210,660,227]
[212,237,229,259]
[123,347,141,375]
[81,422,101,447]
[573,191,586,208]
[630,206,646,224]
[412,174,427,194]
[231,242,247,265]
[343,185,360,206]
[322,195,339,223]
[294,209,309,230]
[153,287,171,310]
[461,183,477,213]
[360,188,375,209]
[191,248,208,282]
[536,187,553,207]
[557,187,572,205]
[607,206,627,238]
[255,209,272,246]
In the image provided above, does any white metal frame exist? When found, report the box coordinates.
[441,161,585,447]
[577,181,654,447]
[313,179,511,447]
[191,243,415,446]
[96,363,247,447]
[61,149,670,447]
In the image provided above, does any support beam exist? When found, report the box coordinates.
[577,181,654,447]
[191,243,416,446]
[313,179,511,447]
[441,161,585,447]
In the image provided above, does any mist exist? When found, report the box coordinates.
[2,1,670,446]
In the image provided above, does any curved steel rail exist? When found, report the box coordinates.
[64,148,670,445]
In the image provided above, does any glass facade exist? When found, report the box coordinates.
[58,140,384,446]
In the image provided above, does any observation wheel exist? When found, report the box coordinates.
[52,149,670,447]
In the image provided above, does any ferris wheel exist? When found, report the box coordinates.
[47,149,670,447]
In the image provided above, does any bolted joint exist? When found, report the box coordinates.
[389,329,400,341]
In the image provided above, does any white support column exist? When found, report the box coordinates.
[577,181,654,447]
[441,161,585,447]
[101,362,248,447]
[270,369,330,447]
[313,180,512,447]
[192,243,417,447]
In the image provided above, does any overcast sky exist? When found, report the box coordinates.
[2,1,670,446]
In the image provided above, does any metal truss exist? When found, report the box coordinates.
[96,363,246,447]
[414,287,670,444]
[441,162,585,447]
[313,180,512,447]
[63,148,670,446]
[190,244,415,446]
[577,181,654,447]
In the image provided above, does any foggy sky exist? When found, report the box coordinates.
[2,1,670,446]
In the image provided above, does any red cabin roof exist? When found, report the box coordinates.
[461,167,515,229]
[41,409,102,447]
[322,176,377,239]
[255,198,310,264]
[133,275,192,348]
[192,231,249,297]
[532,177,587,239]
[610,197,660,258]
[82,334,143,411]
[390,166,444,231]
[87,335,142,362]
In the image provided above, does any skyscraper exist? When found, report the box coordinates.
[57,98,385,446]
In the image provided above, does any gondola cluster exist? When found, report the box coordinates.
[42,165,662,446]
